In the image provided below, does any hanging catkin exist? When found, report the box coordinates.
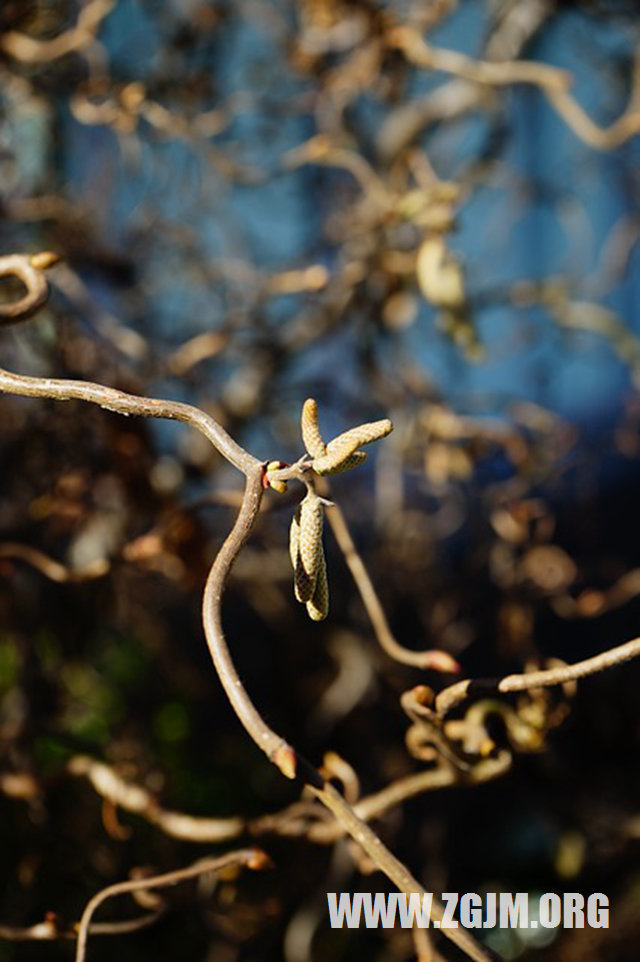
[306,548,329,621]
[289,492,326,607]
[298,490,324,587]
[287,400,393,620]
[290,508,314,603]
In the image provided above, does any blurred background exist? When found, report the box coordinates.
[1,1,640,960]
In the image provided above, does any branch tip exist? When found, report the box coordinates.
[246,849,273,870]
[272,744,298,780]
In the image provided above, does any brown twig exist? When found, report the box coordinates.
[74,849,267,962]
[0,909,164,942]
[0,543,110,583]
[390,27,640,151]
[306,781,494,961]
[435,636,640,717]
[306,753,511,845]
[325,500,460,671]
[0,0,115,65]
[68,756,245,842]
[65,750,509,847]
[201,468,298,777]
[0,253,52,322]
[0,258,493,962]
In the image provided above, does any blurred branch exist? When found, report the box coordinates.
[74,849,268,962]
[0,252,58,322]
[552,569,640,619]
[0,0,115,66]
[68,756,245,842]
[66,749,510,848]
[387,26,640,152]
[0,909,164,942]
[0,543,110,582]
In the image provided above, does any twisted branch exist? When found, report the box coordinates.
[0,0,115,65]
[390,27,640,151]
[0,254,493,962]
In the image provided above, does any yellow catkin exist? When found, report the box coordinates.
[306,548,329,621]
[298,491,323,586]
[290,511,311,602]
[290,506,315,603]
[301,398,326,458]
[312,436,362,475]
[326,419,393,452]
[294,559,315,603]
[312,419,392,475]
[289,511,300,570]
[317,451,367,476]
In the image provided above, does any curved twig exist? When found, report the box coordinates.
[0,0,115,65]
[390,27,640,151]
[0,910,164,942]
[201,468,298,778]
[325,500,460,671]
[75,849,267,962]
[68,756,245,842]
[0,366,257,483]
[0,254,51,322]
[0,269,493,962]
[0,543,110,583]
[435,636,640,716]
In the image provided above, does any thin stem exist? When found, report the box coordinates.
[0,367,258,474]
[310,782,496,962]
[201,468,297,776]
[307,753,511,844]
[0,254,49,321]
[325,501,459,671]
[436,636,640,716]
[75,849,264,962]
[0,281,493,960]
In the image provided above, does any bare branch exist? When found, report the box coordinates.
[0,0,115,65]
[390,27,640,150]
[0,543,110,583]
[325,500,460,672]
[74,849,268,962]
[436,636,640,717]
[0,275,492,961]
[0,253,53,322]
[68,756,245,842]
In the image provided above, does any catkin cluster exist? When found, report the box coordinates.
[286,399,393,621]
[301,398,392,474]
[289,490,329,621]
